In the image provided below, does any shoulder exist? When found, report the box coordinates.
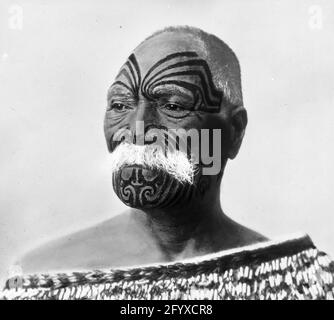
[17,212,137,275]
[225,219,269,248]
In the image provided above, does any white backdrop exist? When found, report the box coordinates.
[1,0,333,284]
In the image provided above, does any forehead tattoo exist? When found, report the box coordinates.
[113,51,222,112]
[113,54,142,97]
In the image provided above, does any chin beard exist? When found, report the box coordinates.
[112,165,194,209]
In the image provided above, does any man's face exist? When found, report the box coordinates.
[104,32,230,209]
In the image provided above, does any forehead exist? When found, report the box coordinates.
[131,32,209,75]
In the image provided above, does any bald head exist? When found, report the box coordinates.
[135,26,243,108]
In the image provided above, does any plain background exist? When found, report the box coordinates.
[0,0,333,285]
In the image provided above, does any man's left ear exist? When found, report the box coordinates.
[228,107,248,159]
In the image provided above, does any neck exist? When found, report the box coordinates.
[128,180,230,261]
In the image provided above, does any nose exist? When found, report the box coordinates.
[129,100,159,144]
[135,100,157,123]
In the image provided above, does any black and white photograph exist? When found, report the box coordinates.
[0,0,333,302]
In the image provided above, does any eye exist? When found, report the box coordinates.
[164,103,186,112]
[109,103,129,112]
[160,103,191,119]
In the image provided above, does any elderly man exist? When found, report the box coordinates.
[1,26,333,300]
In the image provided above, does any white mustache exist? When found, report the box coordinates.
[109,143,196,184]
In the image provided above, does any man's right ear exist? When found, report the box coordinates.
[228,107,248,159]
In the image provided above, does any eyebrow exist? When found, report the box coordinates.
[107,82,135,101]
[151,85,194,101]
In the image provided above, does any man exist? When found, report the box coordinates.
[1,26,333,300]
